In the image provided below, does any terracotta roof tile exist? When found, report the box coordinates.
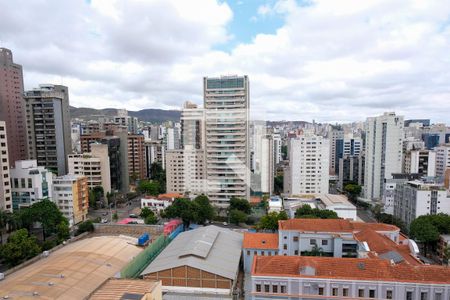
[279,218,399,232]
[243,233,278,249]
[157,193,183,199]
[252,256,450,284]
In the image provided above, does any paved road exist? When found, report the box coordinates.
[88,195,142,223]
[357,208,377,222]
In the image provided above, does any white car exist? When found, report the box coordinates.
[101,218,108,223]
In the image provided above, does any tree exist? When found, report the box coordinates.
[443,245,450,266]
[274,175,283,195]
[230,209,247,225]
[145,213,158,225]
[0,209,8,244]
[140,207,153,219]
[281,145,288,160]
[410,217,440,256]
[229,197,251,214]
[257,212,285,231]
[57,220,70,242]
[344,183,362,201]
[375,212,407,233]
[0,229,41,267]
[20,199,68,240]
[112,212,118,222]
[150,162,166,194]
[295,204,339,219]
[303,244,324,256]
[278,210,288,220]
[193,195,215,225]
[76,220,94,235]
[138,180,160,196]
[164,198,197,228]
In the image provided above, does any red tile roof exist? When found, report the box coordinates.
[243,233,278,250]
[157,193,183,199]
[252,256,450,284]
[279,218,399,232]
[354,228,422,266]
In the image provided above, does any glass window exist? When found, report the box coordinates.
[435,293,441,300]
[332,288,338,296]
[369,289,375,298]
[310,239,316,245]
[343,288,349,297]
[420,292,427,300]
[273,285,278,293]
[358,289,365,297]
[293,236,299,242]
[386,290,393,299]
[318,287,324,295]
[264,285,270,293]
[406,291,413,300]
[322,240,328,246]
[256,284,261,292]
[281,286,286,293]
[283,244,287,250]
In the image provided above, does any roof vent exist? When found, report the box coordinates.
[262,240,266,244]
[357,262,365,270]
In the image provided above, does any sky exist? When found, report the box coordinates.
[1,0,450,123]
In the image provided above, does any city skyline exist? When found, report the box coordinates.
[1,0,450,123]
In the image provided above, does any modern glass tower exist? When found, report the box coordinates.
[203,75,250,206]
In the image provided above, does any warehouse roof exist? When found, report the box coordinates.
[0,236,142,300]
[140,225,243,280]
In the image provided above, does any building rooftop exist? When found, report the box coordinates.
[252,256,450,284]
[140,225,242,280]
[243,233,278,250]
[0,236,142,299]
[354,228,422,266]
[316,194,355,208]
[89,279,161,300]
[278,218,399,232]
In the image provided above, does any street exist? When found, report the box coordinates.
[88,195,142,223]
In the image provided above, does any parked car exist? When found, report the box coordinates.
[129,213,138,218]
[101,218,108,223]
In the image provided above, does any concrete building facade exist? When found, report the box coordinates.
[436,144,450,179]
[53,175,89,227]
[0,48,28,165]
[204,75,250,206]
[364,112,404,201]
[287,134,330,195]
[10,160,53,210]
[24,84,71,175]
[128,134,146,181]
[0,121,12,211]
[180,101,205,149]
[67,143,111,194]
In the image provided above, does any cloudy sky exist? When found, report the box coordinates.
[1,0,450,123]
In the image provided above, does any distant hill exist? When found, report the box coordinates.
[69,106,181,123]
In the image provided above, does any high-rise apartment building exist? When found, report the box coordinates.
[10,160,53,210]
[68,143,111,194]
[403,149,436,177]
[53,175,89,227]
[180,101,205,149]
[128,134,146,181]
[24,84,71,175]
[165,146,206,195]
[0,121,12,211]
[144,140,165,177]
[272,133,282,164]
[287,134,330,195]
[335,135,362,174]
[328,128,344,175]
[436,144,450,179]
[204,75,250,206]
[0,48,27,165]
[338,154,364,190]
[364,112,404,201]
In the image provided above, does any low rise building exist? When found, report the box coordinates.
[268,196,282,212]
[140,193,183,213]
[394,180,450,228]
[10,160,53,210]
[141,225,242,295]
[250,256,450,300]
[53,175,89,227]
[89,278,162,300]
[243,233,279,272]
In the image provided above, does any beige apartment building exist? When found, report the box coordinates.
[0,121,12,211]
[68,143,111,194]
[53,175,89,227]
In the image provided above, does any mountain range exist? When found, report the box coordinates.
[69,106,181,123]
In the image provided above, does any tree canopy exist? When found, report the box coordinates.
[230,209,247,225]
[229,197,251,215]
[0,228,41,267]
[138,180,160,196]
[164,195,215,227]
[257,211,287,231]
[295,204,339,219]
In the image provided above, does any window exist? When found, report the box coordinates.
[293,236,298,242]
[273,285,278,293]
[310,239,316,245]
[294,250,298,255]
[254,251,257,255]
[322,240,328,246]
[283,244,287,250]
[343,288,349,297]
[247,250,250,255]
[386,290,393,299]
[264,285,270,293]
[256,284,261,292]
[358,289,364,297]
[281,286,286,293]
[318,287,324,295]
[261,251,265,256]
[332,288,338,296]
[420,292,427,300]
[369,289,375,298]
[435,293,441,300]
[406,291,413,300]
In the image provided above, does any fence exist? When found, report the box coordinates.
[120,224,183,278]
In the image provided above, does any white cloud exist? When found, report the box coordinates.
[1,0,450,123]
